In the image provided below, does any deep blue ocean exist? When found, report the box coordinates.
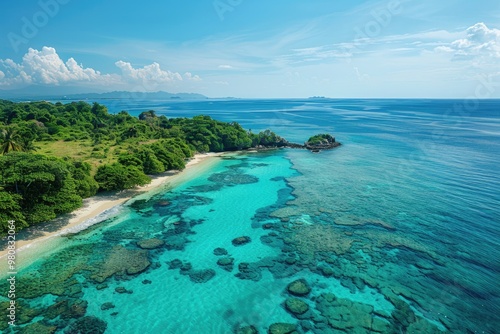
[2,99,499,333]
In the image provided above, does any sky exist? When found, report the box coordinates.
[0,0,499,98]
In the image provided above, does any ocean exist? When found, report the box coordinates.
[1,99,499,333]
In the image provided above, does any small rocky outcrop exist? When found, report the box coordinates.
[232,236,252,246]
[304,133,340,151]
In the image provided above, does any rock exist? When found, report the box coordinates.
[304,134,340,151]
[64,316,107,334]
[44,299,86,320]
[167,259,183,269]
[235,262,263,281]
[142,279,152,284]
[17,322,57,334]
[90,245,151,282]
[217,257,235,271]
[285,298,310,315]
[318,266,334,277]
[287,279,311,296]
[232,236,252,246]
[268,323,297,334]
[180,262,192,273]
[235,325,259,334]
[156,200,170,207]
[96,283,108,290]
[214,247,229,256]
[136,238,165,249]
[371,317,391,332]
[189,269,216,283]
[100,302,115,311]
[115,287,128,294]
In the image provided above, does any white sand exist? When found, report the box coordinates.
[0,153,223,263]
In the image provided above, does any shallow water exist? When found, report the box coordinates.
[1,99,499,333]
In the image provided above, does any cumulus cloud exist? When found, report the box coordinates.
[218,64,233,69]
[184,72,201,81]
[0,46,102,87]
[435,23,500,59]
[0,46,202,91]
[115,61,182,84]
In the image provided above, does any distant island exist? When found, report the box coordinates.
[0,100,339,235]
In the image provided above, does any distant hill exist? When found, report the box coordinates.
[0,88,207,101]
[62,91,208,100]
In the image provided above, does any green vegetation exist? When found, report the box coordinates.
[0,100,287,234]
[306,133,336,145]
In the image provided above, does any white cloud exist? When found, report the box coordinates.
[115,61,183,84]
[0,47,105,87]
[0,47,202,91]
[435,23,500,59]
[183,72,201,81]
[218,65,233,69]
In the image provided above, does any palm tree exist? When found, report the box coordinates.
[0,127,23,154]
[18,137,39,152]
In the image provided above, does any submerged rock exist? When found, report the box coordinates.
[44,299,87,320]
[214,247,229,256]
[217,257,235,271]
[100,302,115,311]
[64,316,107,334]
[167,259,184,269]
[18,322,57,334]
[268,323,297,334]
[285,298,310,315]
[235,262,263,281]
[234,325,259,334]
[287,279,311,296]
[208,170,259,185]
[189,269,216,283]
[232,236,252,246]
[90,245,151,282]
[315,293,375,331]
[137,238,165,249]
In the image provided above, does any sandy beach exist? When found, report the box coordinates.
[0,152,223,263]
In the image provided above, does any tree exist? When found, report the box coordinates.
[0,152,82,225]
[67,160,99,198]
[94,163,151,191]
[0,127,23,154]
[0,191,27,233]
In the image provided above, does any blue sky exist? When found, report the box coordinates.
[0,0,499,98]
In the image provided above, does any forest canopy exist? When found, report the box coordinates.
[0,100,288,234]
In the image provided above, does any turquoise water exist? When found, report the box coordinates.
[1,99,499,333]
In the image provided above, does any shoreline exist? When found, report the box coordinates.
[0,152,224,263]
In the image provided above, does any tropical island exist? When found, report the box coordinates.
[0,100,339,235]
